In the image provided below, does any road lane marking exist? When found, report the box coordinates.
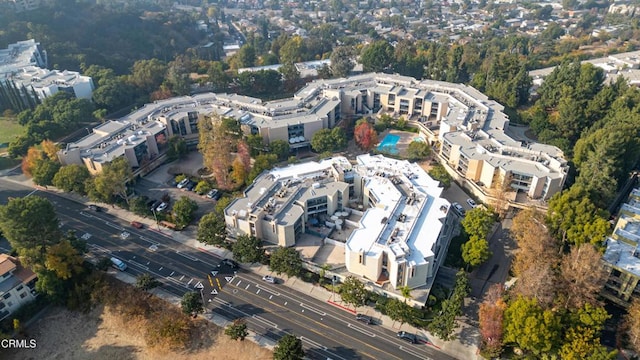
[212,298,231,307]
[128,260,149,270]
[269,295,273,300]
[256,289,260,294]
[236,280,242,286]
[187,278,194,285]
[180,275,185,281]
[300,336,327,351]
[399,346,429,360]
[252,314,278,328]
[105,222,124,231]
[245,284,250,290]
[255,284,280,296]
[159,266,163,271]
[166,276,187,288]
[26,189,38,197]
[80,211,93,218]
[284,301,287,306]
[176,251,198,261]
[300,303,326,316]
[140,236,159,245]
[169,271,175,276]
[347,323,376,337]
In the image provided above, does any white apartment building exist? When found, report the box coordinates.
[61,73,568,203]
[225,154,455,292]
[602,187,640,307]
[0,39,94,108]
[0,254,37,321]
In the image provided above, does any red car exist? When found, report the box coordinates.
[130,221,144,229]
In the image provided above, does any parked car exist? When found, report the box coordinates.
[397,331,418,344]
[466,198,477,208]
[262,275,276,284]
[220,259,238,269]
[185,181,196,191]
[206,189,220,200]
[177,178,189,189]
[149,200,161,212]
[355,314,372,325]
[130,221,144,229]
[451,202,466,216]
[156,202,168,212]
[88,204,102,212]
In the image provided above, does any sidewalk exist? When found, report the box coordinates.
[5,175,478,360]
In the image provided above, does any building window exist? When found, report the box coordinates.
[16,285,23,292]
[410,267,415,278]
[2,293,10,300]
[19,292,26,299]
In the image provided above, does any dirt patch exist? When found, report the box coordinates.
[6,305,271,360]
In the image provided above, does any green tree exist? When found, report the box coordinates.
[89,157,132,205]
[194,181,211,195]
[35,269,66,303]
[273,334,305,360]
[232,234,264,264]
[166,136,188,161]
[269,139,290,161]
[96,257,112,271]
[559,304,616,360]
[136,273,161,291]
[311,128,335,153]
[360,40,394,72]
[546,186,610,248]
[385,298,414,326]
[460,208,495,240]
[235,44,256,68]
[130,196,151,217]
[225,319,249,341]
[129,58,168,94]
[31,157,61,187]
[428,270,469,340]
[197,212,227,246]
[406,140,431,161]
[269,246,302,277]
[330,46,354,78]
[503,297,561,355]
[330,127,347,150]
[339,276,368,308]
[181,291,203,317]
[461,235,491,268]
[246,133,265,156]
[53,164,91,194]
[0,196,62,270]
[429,164,452,189]
[248,153,278,181]
[172,196,198,228]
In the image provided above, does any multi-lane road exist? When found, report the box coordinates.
[0,178,458,360]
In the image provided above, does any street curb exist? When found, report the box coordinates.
[327,300,357,314]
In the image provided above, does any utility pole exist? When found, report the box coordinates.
[151,208,160,230]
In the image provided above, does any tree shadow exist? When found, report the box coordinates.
[320,345,361,360]
[455,324,479,348]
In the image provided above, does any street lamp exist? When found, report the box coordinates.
[199,288,205,312]
[332,275,338,302]
[151,208,160,230]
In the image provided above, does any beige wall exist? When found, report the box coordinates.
[465,158,483,181]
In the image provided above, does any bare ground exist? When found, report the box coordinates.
[5,305,272,360]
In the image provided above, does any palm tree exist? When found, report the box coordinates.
[399,285,412,303]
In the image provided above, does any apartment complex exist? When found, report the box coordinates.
[0,254,37,321]
[0,39,94,110]
[61,73,568,202]
[225,154,455,292]
[602,187,640,307]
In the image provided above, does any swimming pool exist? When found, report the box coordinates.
[377,134,401,154]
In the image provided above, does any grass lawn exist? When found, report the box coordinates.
[0,116,25,145]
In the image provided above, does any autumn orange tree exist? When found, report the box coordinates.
[479,284,506,358]
[21,139,59,176]
[354,118,378,151]
[510,208,560,308]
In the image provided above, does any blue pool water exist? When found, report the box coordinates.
[377,134,401,154]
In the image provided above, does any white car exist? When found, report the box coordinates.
[262,275,276,284]
[177,178,189,189]
[156,202,168,212]
[466,199,477,208]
